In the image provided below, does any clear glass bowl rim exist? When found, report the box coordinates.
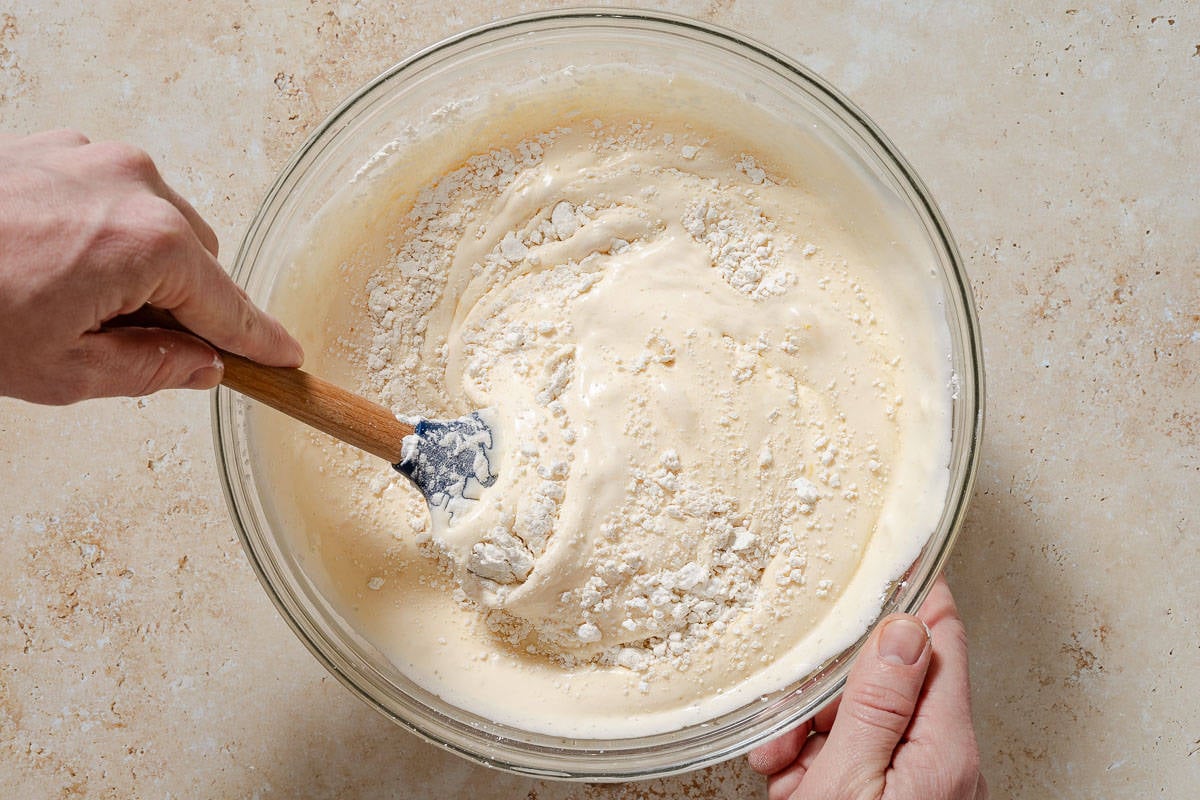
[212,6,985,782]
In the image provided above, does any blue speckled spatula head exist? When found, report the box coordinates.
[394,409,500,523]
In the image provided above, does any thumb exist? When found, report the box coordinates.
[804,614,931,798]
[77,328,224,398]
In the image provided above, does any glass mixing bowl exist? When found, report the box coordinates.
[214,8,983,780]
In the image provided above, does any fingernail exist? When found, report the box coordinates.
[185,356,224,390]
[878,617,929,665]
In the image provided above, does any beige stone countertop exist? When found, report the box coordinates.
[2,2,1197,798]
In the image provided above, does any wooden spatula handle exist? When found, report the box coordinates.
[219,352,412,464]
[105,305,413,465]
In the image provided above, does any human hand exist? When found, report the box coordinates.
[749,576,987,800]
[0,129,302,405]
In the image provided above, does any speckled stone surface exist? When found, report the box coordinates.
[1,2,1197,798]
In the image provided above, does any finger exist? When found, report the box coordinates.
[74,327,224,399]
[148,173,220,258]
[80,139,220,258]
[802,614,932,796]
[908,576,977,743]
[811,695,841,733]
[137,216,303,368]
[162,269,303,367]
[767,732,827,800]
[748,719,812,775]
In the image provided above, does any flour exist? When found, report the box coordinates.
[359,123,817,675]
[362,133,562,412]
[681,197,791,298]
[258,69,954,739]
[303,91,957,734]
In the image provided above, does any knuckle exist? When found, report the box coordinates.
[132,353,176,396]
[122,196,190,264]
[847,680,916,736]
[227,299,264,352]
[91,139,158,179]
[44,128,91,146]
[134,194,188,236]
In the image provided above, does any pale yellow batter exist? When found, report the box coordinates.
[253,71,953,737]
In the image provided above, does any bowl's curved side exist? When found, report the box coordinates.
[213,8,983,780]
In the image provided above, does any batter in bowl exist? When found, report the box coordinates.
[255,71,953,737]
